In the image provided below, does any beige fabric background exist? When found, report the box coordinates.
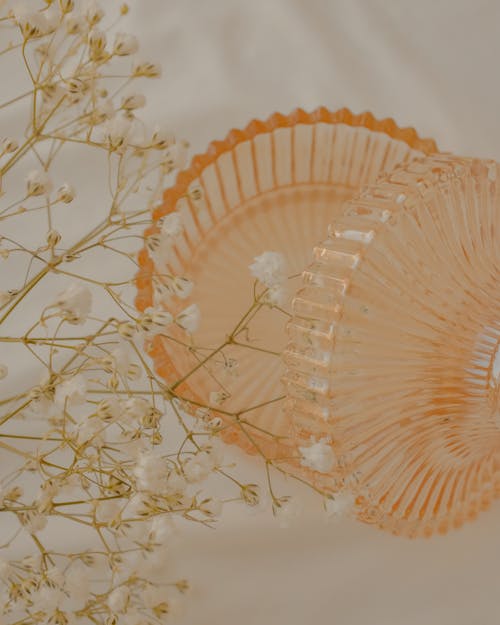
[4,1,500,624]
[122,1,500,623]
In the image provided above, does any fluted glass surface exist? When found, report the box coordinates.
[284,155,500,536]
[136,108,437,463]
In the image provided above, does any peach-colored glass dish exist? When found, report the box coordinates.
[136,108,437,463]
[284,154,500,537]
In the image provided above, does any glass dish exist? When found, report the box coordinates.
[136,108,437,467]
[284,154,500,536]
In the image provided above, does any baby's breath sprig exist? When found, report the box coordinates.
[0,2,349,623]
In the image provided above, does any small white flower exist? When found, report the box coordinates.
[46,566,65,588]
[64,563,91,605]
[132,60,162,78]
[299,437,335,473]
[56,183,75,203]
[59,0,74,13]
[171,276,193,299]
[20,510,47,534]
[108,586,130,613]
[55,282,92,324]
[183,451,214,483]
[139,307,173,332]
[14,6,52,37]
[264,284,287,306]
[324,491,355,518]
[103,115,131,151]
[44,7,59,32]
[77,417,104,446]
[54,374,87,407]
[122,397,149,424]
[36,479,60,510]
[150,126,174,149]
[95,499,121,524]
[164,141,188,169]
[88,27,106,61]
[165,469,187,496]
[121,93,146,110]
[26,170,53,196]
[32,586,63,613]
[96,397,121,421]
[107,345,131,376]
[176,303,200,333]
[147,308,174,328]
[249,251,287,288]
[84,0,104,25]
[134,452,167,492]
[0,365,7,380]
[65,13,88,35]
[150,516,174,545]
[113,32,139,56]
[91,99,115,124]
[160,212,183,238]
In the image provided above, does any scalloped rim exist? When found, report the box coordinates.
[153,107,438,223]
[137,107,438,312]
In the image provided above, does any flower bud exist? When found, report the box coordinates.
[150,127,174,149]
[65,78,88,94]
[108,373,119,390]
[146,233,161,252]
[141,406,162,429]
[2,137,18,153]
[188,186,202,201]
[85,1,104,25]
[137,313,154,333]
[117,321,136,339]
[113,32,138,56]
[59,0,74,13]
[241,484,260,506]
[121,93,146,110]
[126,363,142,380]
[88,28,106,61]
[56,183,75,203]
[151,309,173,327]
[65,14,87,35]
[103,116,131,152]
[46,229,61,247]
[132,61,161,78]
[26,170,52,196]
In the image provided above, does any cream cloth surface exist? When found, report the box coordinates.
[4,1,500,624]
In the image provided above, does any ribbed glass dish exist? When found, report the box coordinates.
[284,154,500,536]
[136,107,437,464]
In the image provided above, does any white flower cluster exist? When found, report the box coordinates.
[299,437,336,473]
[0,3,338,624]
[249,251,287,288]
[249,250,288,305]
[0,2,224,623]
